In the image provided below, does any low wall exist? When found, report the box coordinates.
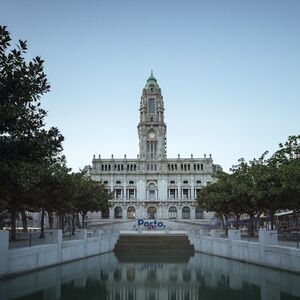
[188,229,300,273]
[0,228,119,278]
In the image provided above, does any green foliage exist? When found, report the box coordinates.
[197,135,300,234]
[0,26,111,234]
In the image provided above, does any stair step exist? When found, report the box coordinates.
[114,234,194,253]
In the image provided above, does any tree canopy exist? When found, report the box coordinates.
[0,26,111,237]
[197,135,300,235]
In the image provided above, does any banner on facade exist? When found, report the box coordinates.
[135,219,166,229]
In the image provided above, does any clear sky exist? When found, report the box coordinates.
[1,0,300,172]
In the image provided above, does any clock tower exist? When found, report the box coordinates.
[138,72,167,160]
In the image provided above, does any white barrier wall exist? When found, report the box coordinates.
[0,229,119,278]
[188,229,300,273]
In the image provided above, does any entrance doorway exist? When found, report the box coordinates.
[147,206,157,219]
[127,206,136,219]
[114,206,123,219]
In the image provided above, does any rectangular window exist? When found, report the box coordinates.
[128,189,135,199]
[182,189,189,199]
[116,189,122,199]
[148,98,155,114]
[170,189,176,199]
[149,190,155,199]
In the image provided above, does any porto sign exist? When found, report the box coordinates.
[137,219,166,228]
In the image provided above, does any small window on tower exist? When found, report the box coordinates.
[148,98,155,114]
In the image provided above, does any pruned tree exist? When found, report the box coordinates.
[0,26,64,239]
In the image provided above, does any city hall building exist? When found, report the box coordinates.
[89,73,221,221]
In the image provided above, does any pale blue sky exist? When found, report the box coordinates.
[1,0,300,171]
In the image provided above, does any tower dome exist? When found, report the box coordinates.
[144,71,160,90]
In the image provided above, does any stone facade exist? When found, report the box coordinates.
[89,73,222,222]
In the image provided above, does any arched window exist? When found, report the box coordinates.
[170,180,175,184]
[195,207,204,219]
[183,180,188,184]
[196,180,201,184]
[114,206,122,219]
[114,269,122,281]
[168,206,177,219]
[101,270,109,281]
[129,180,134,185]
[169,268,178,282]
[182,206,190,219]
[127,206,136,219]
[116,180,121,184]
[182,269,191,282]
[147,206,157,219]
[147,269,157,281]
[126,267,135,282]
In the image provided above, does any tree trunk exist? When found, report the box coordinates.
[61,214,65,233]
[72,212,75,235]
[76,212,81,228]
[21,210,28,232]
[248,213,255,237]
[48,211,53,229]
[10,206,17,241]
[82,212,85,229]
[235,213,240,229]
[220,215,225,231]
[225,215,228,235]
[58,212,63,230]
[270,212,275,230]
[39,208,45,238]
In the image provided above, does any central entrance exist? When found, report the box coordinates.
[147,206,157,219]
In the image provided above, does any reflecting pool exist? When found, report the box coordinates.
[0,251,300,300]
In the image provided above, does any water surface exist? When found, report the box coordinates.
[1,251,299,300]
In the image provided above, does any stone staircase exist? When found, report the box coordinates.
[114,234,194,263]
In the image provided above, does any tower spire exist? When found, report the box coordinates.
[138,73,166,160]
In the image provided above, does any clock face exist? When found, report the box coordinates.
[148,132,156,139]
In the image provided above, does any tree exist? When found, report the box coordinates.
[198,136,300,236]
[0,26,64,239]
[270,135,300,214]
[198,172,235,234]
[70,172,112,230]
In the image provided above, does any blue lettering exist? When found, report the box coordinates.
[136,219,166,228]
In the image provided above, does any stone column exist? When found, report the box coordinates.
[211,229,221,238]
[259,230,278,245]
[48,229,63,264]
[123,182,127,200]
[109,207,114,220]
[191,180,195,200]
[0,230,9,277]
[228,229,241,240]
[110,182,114,197]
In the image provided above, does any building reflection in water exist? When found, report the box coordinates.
[1,251,300,300]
